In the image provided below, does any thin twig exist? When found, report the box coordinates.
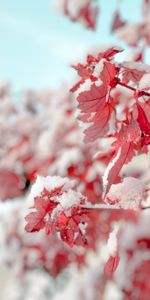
[118,81,150,97]
[81,204,150,211]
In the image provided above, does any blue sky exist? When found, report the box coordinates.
[0,0,141,91]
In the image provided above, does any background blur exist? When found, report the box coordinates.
[0,1,150,300]
[0,0,141,91]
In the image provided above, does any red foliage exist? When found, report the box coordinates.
[25,177,88,246]
[1,1,150,299]
[55,0,99,30]
[0,170,24,200]
[111,10,126,32]
[105,254,120,277]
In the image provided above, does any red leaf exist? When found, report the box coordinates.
[58,0,99,30]
[76,60,119,142]
[141,135,150,146]
[25,176,88,247]
[98,46,123,61]
[77,83,106,113]
[57,210,88,247]
[137,102,150,135]
[78,2,99,30]
[111,10,126,32]
[103,143,131,198]
[103,122,141,197]
[0,170,24,200]
[72,63,92,80]
[121,62,148,85]
[25,194,58,232]
[84,102,113,143]
[105,254,120,276]
[100,61,119,88]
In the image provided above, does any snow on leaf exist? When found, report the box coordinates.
[71,46,122,93]
[29,175,74,202]
[105,224,120,276]
[103,146,124,197]
[25,176,88,246]
[106,177,147,210]
[98,46,123,61]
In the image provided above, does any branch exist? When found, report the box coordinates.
[81,204,150,211]
[82,204,120,211]
[118,81,150,97]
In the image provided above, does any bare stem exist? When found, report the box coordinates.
[118,81,150,97]
[81,204,150,211]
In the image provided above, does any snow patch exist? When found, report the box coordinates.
[107,224,119,256]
